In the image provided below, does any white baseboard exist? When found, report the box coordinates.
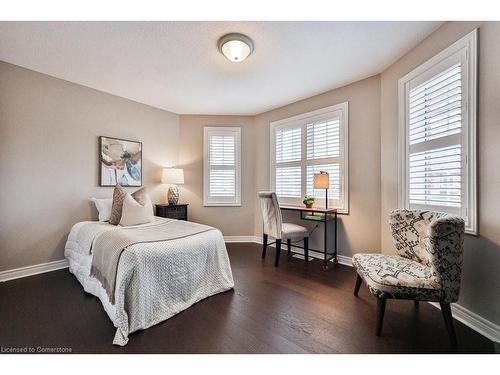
[429,302,500,343]
[337,254,353,267]
[250,236,263,244]
[224,236,262,243]
[0,258,69,282]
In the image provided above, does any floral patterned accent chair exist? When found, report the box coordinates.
[258,192,309,267]
[352,209,465,345]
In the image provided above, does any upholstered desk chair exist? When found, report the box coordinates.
[353,209,465,345]
[258,192,309,267]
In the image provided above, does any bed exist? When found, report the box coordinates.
[64,217,234,346]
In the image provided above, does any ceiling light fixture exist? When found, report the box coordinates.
[218,33,254,62]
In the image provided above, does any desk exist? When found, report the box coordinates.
[280,205,338,270]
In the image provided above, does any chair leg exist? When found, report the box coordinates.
[304,237,309,263]
[376,297,386,336]
[440,302,458,347]
[354,274,362,296]
[274,239,281,267]
[414,300,420,307]
[287,239,291,258]
[262,234,268,259]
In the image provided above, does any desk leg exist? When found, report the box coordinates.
[333,211,338,263]
[323,217,328,270]
[304,237,309,263]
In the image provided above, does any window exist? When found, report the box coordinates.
[203,127,241,206]
[398,29,477,234]
[270,103,349,213]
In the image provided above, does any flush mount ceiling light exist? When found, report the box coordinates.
[218,33,254,62]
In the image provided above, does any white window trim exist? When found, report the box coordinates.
[270,102,349,214]
[398,29,477,234]
[203,126,242,207]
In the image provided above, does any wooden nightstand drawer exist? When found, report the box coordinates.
[155,204,188,221]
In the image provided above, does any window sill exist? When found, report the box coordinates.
[203,203,241,207]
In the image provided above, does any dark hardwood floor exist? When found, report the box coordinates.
[0,243,494,353]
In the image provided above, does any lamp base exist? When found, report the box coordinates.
[325,188,328,210]
[167,185,179,205]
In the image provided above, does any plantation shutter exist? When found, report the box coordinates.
[307,118,340,159]
[407,62,464,211]
[209,135,236,197]
[306,118,342,201]
[204,127,241,206]
[275,126,302,197]
[276,127,301,163]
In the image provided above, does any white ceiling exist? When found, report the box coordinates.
[0,21,442,115]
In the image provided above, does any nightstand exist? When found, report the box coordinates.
[155,204,188,221]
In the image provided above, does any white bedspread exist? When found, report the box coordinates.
[64,218,234,346]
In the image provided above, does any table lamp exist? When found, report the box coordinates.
[161,168,184,205]
[313,171,330,209]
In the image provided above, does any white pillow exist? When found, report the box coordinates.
[119,193,154,226]
[91,198,113,222]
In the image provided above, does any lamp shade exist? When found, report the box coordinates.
[161,168,184,184]
[313,172,330,189]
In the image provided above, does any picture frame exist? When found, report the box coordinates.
[99,136,142,187]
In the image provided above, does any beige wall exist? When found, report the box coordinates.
[253,75,382,257]
[178,115,256,236]
[380,22,500,325]
[0,61,179,271]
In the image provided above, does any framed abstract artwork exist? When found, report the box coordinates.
[99,136,142,187]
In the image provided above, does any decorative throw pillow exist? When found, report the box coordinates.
[91,198,113,222]
[119,192,154,226]
[109,185,147,225]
